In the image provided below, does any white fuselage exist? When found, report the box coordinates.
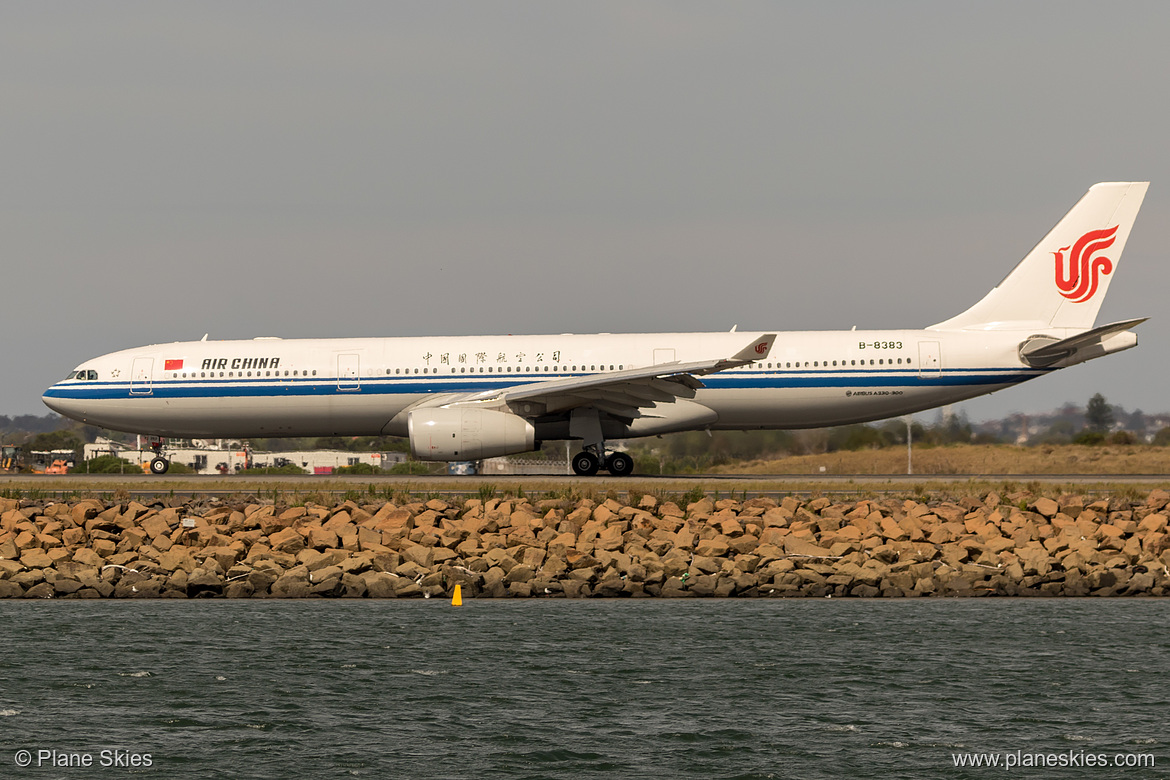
[42,328,1047,440]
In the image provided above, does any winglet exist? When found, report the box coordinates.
[730,334,776,363]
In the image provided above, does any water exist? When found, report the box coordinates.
[0,600,1166,779]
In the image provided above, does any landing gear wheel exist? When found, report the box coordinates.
[150,457,170,475]
[571,451,600,476]
[605,452,634,476]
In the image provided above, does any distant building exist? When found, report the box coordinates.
[82,438,404,475]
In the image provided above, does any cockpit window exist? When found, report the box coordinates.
[67,370,98,381]
[87,370,98,380]
[65,371,79,380]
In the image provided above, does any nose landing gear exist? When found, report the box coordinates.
[146,436,170,475]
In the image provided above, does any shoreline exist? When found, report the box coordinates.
[2,490,1168,599]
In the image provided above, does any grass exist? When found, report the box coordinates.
[715,443,1170,476]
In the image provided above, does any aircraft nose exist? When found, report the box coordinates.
[42,386,86,421]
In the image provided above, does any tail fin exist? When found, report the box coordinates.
[931,182,1148,331]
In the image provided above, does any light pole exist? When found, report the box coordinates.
[906,416,913,475]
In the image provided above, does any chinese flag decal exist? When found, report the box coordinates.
[164,359,184,370]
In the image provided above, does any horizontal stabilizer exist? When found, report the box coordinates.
[1019,318,1147,366]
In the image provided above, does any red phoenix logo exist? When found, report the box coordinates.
[754,341,768,355]
[1054,225,1118,303]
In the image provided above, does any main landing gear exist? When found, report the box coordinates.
[571,449,635,477]
[569,408,634,476]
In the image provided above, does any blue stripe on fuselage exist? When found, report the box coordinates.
[43,367,1048,401]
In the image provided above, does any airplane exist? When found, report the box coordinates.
[43,182,1149,476]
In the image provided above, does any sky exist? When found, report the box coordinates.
[3,1,1168,424]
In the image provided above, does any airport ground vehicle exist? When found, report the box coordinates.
[1,445,24,472]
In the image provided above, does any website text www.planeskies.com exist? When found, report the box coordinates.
[952,750,1154,770]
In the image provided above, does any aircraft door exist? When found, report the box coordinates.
[130,357,154,395]
[338,354,361,391]
[918,341,941,378]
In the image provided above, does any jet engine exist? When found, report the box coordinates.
[408,407,536,461]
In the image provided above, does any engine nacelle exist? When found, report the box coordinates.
[408,407,536,461]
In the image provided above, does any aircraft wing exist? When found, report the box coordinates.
[446,334,776,420]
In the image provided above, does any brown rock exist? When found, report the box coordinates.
[0,580,24,598]
[269,527,306,554]
[1032,498,1059,517]
[159,549,198,574]
[24,582,55,598]
[401,544,434,568]
[783,538,833,558]
[694,537,731,557]
[139,514,173,540]
[307,526,339,550]
[20,548,54,569]
[270,568,311,597]
[361,571,399,598]
[187,568,224,597]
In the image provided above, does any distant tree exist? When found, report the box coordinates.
[1154,427,1170,447]
[1086,393,1114,432]
[334,462,383,475]
[73,455,140,474]
[827,425,885,451]
[26,430,83,453]
[1037,419,1075,444]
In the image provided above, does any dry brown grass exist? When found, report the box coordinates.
[715,444,1170,476]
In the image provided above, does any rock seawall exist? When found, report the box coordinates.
[2,491,1169,598]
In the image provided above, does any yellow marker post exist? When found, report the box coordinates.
[451,584,463,606]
